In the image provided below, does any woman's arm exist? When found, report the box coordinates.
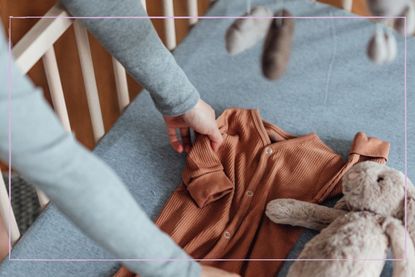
[0,27,199,276]
[60,0,225,154]
[60,0,200,117]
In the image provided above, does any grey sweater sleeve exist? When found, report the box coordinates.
[0,27,200,277]
[60,0,200,116]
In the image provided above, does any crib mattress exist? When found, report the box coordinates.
[1,0,414,276]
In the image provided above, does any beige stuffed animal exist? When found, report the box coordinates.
[266,161,415,277]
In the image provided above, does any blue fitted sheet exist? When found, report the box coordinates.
[1,0,414,276]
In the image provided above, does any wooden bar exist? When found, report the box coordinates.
[42,47,71,132]
[141,0,147,12]
[342,0,353,12]
[35,190,50,209]
[112,58,130,111]
[162,0,177,50]
[73,21,105,141]
[0,172,20,244]
[187,0,198,26]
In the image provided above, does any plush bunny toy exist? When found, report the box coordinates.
[266,161,415,277]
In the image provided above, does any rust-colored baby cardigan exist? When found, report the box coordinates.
[116,109,390,277]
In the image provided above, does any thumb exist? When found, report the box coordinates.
[207,126,223,152]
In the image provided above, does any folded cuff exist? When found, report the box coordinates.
[349,132,390,160]
[186,171,233,208]
[157,89,200,116]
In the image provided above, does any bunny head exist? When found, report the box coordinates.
[342,161,413,216]
[341,161,415,243]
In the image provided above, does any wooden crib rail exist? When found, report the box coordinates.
[12,5,72,75]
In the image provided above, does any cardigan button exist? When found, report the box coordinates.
[265,147,273,155]
[224,231,231,239]
[246,190,254,197]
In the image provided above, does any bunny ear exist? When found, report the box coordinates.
[404,177,415,246]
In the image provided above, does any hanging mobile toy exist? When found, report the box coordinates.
[367,23,397,64]
[394,1,415,36]
[262,0,295,80]
[225,0,273,55]
[366,0,415,65]
[366,0,409,16]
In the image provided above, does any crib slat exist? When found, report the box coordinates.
[0,171,20,245]
[141,0,147,12]
[42,47,71,132]
[39,46,74,207]
[112,58,130,111]
[35,190,50,209]
[342,0,353,12]
[162,0,177,50]
[187,0,198,26]
[73,21,105,141]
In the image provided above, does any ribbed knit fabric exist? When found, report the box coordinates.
[116,109,390,277]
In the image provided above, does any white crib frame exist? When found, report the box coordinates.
[0,0,353,247]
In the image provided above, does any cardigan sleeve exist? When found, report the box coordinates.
[182,133,233,208]
[0,25,200,277]
[59,0,200,116]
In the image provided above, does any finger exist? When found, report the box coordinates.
[167,128,183,153]
[113,267,135,277]
[163,115,187,128]
[180,128,191,153]
[207,126,224,152]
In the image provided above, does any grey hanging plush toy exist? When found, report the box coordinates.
[367,25,397,64]
[262,9,295,80]
[225,6,273,55]
[367,0,409,16]
[394,1,415,36]
[225,1,295,81]
[366,0,415,64]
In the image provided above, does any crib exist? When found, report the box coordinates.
[1,0,412,276]
[0,0,355,247]
[0,0,212,246]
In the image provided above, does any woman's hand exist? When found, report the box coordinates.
[163,99,223,153]
[201,265,240,277]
